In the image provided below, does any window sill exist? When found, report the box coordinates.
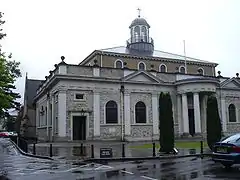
[227,122,240,124]
[101,123,120,126]
[131,123,153,126]
[37,126,47,129]
[73,99,86,102]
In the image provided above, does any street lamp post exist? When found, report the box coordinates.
[120,85,125,142]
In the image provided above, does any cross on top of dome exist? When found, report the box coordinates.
[137,8,141,18]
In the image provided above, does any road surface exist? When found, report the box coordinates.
[1,138,240,179]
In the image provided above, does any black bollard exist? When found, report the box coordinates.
[200,141,203,159]
[80,143,83,155]
[152,142,156,157]
[91,144,94,158]
[33,143,36,155]
[49,144,53,157]
[122,143,125,158]
[25,140,28,153]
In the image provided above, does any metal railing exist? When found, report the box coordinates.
[127,37,154,44]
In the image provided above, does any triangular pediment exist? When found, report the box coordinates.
[123,71,163,83]
[221,78,240,89]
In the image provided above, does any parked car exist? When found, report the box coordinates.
[8,131,18,137]
[0,131,18,138]
[0,131,9,138]
[212,133,240,168]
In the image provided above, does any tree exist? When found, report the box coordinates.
[159,92,175,153]
[206,95,222,150]
[2,115,16,131]
[0,12,21,119]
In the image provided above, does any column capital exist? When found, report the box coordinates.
[193,92,199,95]
[151,92,158,96]
[182,93,187,97]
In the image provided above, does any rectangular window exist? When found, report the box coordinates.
[55,117,58,133]
[75,93,84,100]
[55,94,58,103]
[38,111,41,127]
[45,107,47,126]
[49,104,52,126]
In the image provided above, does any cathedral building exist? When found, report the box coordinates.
[32,14,240,142]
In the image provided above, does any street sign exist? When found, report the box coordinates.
[100,148,113,158]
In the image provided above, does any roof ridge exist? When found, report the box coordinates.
[154,49,208,61]
[98,46,125,51]
[28,79,44,81]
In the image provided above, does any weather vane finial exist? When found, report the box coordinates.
[137,8,141,18]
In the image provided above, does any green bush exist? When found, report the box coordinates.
[206,95,222,150]
[159,92,174,153]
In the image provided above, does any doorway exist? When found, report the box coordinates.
[188,109,195,136]
[72,116,86,140]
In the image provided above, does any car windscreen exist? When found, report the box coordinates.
[221,134,240,143]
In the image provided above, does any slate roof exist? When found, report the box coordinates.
[25,79,43,108]
[99,46,216,64]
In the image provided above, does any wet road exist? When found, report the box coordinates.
[1,139,240,180]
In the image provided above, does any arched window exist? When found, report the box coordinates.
[198,68,204,75]
[115,60,123,69]
[228,104,236,122]
[138,62,146,71]
[179,66,186,74]
[134,26,140,42]
[105,101,118,124]
[135,101,146,123]
[159,64,167,72]
[141,26,147,41]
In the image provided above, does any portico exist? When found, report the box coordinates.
[176,77,219,137]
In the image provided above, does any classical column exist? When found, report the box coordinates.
[177,95,182,135]
[124,92,131,136]
[182,93,189,135]
[152,93,159,136]
[221,98,227,132]
[93,92,100,137]
[51,95,55,141]
[193,92,201,134]
[58,91,67,137]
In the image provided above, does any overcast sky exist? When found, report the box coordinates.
[1,0,240,104]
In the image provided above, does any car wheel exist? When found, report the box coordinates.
[221,162,233,168]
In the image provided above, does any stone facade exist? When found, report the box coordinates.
[33,15,240,142]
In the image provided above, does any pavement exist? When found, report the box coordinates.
[1,138,240,180]
[28,141,210,160]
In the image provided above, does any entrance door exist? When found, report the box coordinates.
[72,116,86,140]
[188,109,195,136]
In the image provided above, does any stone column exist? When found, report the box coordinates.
[93,91,100,137]
[177,95,182,135]
[193,92,201,134]
[152,93,159,136]
[182,93,189,135]
[51,96,55,141]
[124,92,131,136]
[58,91,67,137]
[221,98,227,132]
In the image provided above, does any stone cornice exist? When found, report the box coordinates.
[217,87,240,91]
[175,78,220,86]
[95,51,217,67]
[34,74,174,102]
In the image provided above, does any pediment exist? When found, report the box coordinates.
[221,78,240,89]
[123,71,163,83]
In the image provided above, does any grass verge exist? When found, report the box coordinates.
[129,141,208,149]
